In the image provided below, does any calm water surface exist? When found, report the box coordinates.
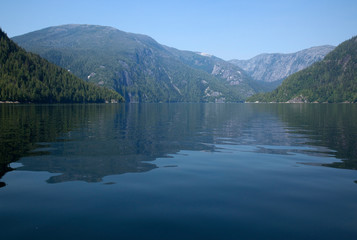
[0,103,357,240]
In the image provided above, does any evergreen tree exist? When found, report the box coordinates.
[0,28,124,103]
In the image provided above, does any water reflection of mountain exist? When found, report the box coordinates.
[1,103,356,186]
[264,103,357,170]
[1,104,288,185]
[17,104,258,183]
[0,104,97,187]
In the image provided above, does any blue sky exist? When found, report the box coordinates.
[1,0,356,60]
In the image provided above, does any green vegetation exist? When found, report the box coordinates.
[13,24,259,102]
[247,36,357,103]
[164,46,258,99]
[0,28,124,103]
[230,45,335,83]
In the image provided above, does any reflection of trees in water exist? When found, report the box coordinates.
[268,103,357,170]
[2,103,278,184]
[16,104,242,183]
[0,164,12,187]
[1,103,356,186]
[0,104,118,186]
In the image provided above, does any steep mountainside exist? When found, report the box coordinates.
[230,45,335,83]
[13,24,259,102]
[246,36,357,103]
[164,46,261,96]
[0,28,123,103]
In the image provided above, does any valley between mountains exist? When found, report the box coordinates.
[10,24,337,103]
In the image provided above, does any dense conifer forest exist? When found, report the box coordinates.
[0,28,124,103]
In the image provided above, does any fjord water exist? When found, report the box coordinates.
[1,103,357,240]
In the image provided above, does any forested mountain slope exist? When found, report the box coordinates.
[246,36,357,103]
[0,28,123,103]
[13,24,260,102]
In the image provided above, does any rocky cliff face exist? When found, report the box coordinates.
[246,36,357,103]
[163,47,258,98]
[13,24,259,102]
[230,45,335,82]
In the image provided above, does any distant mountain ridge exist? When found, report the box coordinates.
[13,24,259,102]
[230,45,335,83]
[246,36,357,103]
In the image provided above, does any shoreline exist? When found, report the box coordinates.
[0,101,20,104]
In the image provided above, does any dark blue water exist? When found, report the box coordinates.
[1,103,357,239]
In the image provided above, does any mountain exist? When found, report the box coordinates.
[12,24,258,102]
[246,36,357,103]
[0,28,123,103]
[163,47,261,97]
[230,45,335,83]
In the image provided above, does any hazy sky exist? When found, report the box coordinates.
[1,0,356,60]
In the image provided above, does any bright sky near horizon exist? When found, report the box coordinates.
[1,0,356,60]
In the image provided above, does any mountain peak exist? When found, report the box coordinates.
[230,45,335,82]
[13,24,256,102]
[247,36,357,103]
